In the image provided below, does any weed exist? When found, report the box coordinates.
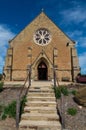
[67,108,77,116]
[60,86,69,96]
[2,101,16,119]
[54,87,61,99]
[1,96,27,120]
[71,90,77,95]
[54,85,69,99]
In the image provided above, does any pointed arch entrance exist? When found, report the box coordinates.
[37,61,48,80]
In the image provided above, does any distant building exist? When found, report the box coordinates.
[4,12,80,81]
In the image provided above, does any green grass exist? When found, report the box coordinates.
[1,101,16,119]
[71,90,77,95]
[54,85,69,99]
[67,108,77,116]
[60,86,69,96]
[54,85,78,99]
[1,96,27,120]
[54,87,61,99]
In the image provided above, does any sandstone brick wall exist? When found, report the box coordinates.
[4,12,80,81]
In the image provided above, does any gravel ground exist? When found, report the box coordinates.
[57,84,86,130]
[0,84,26,130]
[0,83,86,130]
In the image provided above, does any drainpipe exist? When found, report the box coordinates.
[71,47,74,82]
[53,48,56,87]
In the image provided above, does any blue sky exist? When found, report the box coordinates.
[0,0,86,74]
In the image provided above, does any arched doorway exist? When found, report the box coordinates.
[38,61,48,80]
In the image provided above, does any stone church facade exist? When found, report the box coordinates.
[4,12,80,81]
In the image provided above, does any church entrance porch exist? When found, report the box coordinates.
[38,61,48,80]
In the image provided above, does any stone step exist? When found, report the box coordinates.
[29,86,53,89]
[19,83,61,130]
[19,127,61,130]
[24,106,57,114]
[29,89,54,93]
[31,84,53,87]
[19,120,61,129]
[26,101,56,103]
[27,92,55,97]
[21,113,59,121]
[27,96,56,101]
[26,101,56,107]
[28,90,54,92]
[31,81,53,87]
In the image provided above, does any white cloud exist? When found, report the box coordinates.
[59,2,86,49]
[67,30,83,38]
[66,30,86,48]
[79,52,86,74]
[0,25,15,73]
[78,37,86,47]
[60,7,86,24]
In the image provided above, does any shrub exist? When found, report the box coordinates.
[1,96,27,120]
[2,100,16,119]
[60,86,69,96]
[67,108,77,116]
[0,82,4,92]
[54,87,61,99]
[71,90,77,95]
[54,85,69,99]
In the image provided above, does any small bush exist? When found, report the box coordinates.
[67,108,77,116]
[0,82,4,92]
[60,86,69,96]
[1,96,27,120]
[2,100,16,119]
[54,85,69,99]
[71,90,77,95]
[54,87,61,99]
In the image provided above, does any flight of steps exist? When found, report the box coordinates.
[19,81,61,130]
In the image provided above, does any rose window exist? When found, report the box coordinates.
[33,28,51,46]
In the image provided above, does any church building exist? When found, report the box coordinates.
[4,11,80,81]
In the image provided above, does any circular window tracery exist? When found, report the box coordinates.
[33,28,51,46]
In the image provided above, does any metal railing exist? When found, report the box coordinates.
[53,68,65,130]
[16,66,31,128]
[53,68,59,87]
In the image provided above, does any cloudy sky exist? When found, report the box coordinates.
[0,0,86,74]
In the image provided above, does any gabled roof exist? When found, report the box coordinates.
[9,11,75,44]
